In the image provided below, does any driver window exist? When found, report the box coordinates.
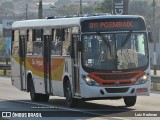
[137,34,145,54]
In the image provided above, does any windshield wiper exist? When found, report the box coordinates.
[97,32,118,69]
[97,32,112,55]
[121,30,132,48]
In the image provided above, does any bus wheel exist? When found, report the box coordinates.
[39,94,49,102]
[30,79,40,102]
[65,80,78,107]
[123,96,137,107]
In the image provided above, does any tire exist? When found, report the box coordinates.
[123,96,137,107]
[29,79,49,102]
[39,94,49,102]
[65,80,78,107]
[30,79,40,102]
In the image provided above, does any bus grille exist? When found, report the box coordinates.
[95,73,138,80]
[105,88,129,93]
[88,71,145,86]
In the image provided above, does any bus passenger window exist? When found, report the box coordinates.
[12,30,19,55]
[33,42,43,55]
[35,29,42,41]
[51,41,62,55]
[32,29,43,55]
[27,29,33,55]
[51,29,63,55]
[62,28,71,56]
[27,42,33,55]
[12,44,19,55]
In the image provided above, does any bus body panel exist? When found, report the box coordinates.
[12,55,72,97]
[11,55,73,97]
[11,56,22,90]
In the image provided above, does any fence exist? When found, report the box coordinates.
[0,58,11,76]
[151,76,160,91]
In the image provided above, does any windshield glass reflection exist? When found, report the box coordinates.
[82,33,148,70]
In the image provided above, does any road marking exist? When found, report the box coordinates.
[0,97,130,120]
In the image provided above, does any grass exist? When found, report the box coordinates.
[0,60,11,76]
[0,61,11,65]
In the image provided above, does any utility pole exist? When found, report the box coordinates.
[38,0,43,19]
[26,3,28,20]
[152,0,157,75]
[80,0,82,14]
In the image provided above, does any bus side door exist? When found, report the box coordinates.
[43,29,52,94]
[19,30,27,90]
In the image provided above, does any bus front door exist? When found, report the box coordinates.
[72,35,80,96]
[43,35,52,95]
[19,33,27,90]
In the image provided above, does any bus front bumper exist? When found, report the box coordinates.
[80,80,150,99]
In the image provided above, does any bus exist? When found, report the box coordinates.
[11,15,151,107]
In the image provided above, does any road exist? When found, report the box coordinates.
[0,77,160,120]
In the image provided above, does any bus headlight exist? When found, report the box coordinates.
[82,75,99,86]
[135,74,148,85]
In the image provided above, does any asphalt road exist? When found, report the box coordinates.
[0,77,160,120]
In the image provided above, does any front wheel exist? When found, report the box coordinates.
[65,80,78,107]
[123,96,137,107]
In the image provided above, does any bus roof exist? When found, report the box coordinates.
[12,15,143,29]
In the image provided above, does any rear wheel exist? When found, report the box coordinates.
[30,79,40,102]
[123,96,137,107]
[29,79,49,102]
[65,80,78,107]
[39,94,49,102]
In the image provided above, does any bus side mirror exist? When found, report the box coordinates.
[148,31,153,42]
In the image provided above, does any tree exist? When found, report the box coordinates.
[55,4,79,16]
[129,1,152,26]
[0,1,14,11]
[54,0,73,6]
[94,0,112,13]
[83,5,94,14]
[0,32,5,58]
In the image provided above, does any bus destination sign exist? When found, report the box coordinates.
[89,21,133,29]
[81,18,146,32]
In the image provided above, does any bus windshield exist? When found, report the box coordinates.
[82,32,148,71]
